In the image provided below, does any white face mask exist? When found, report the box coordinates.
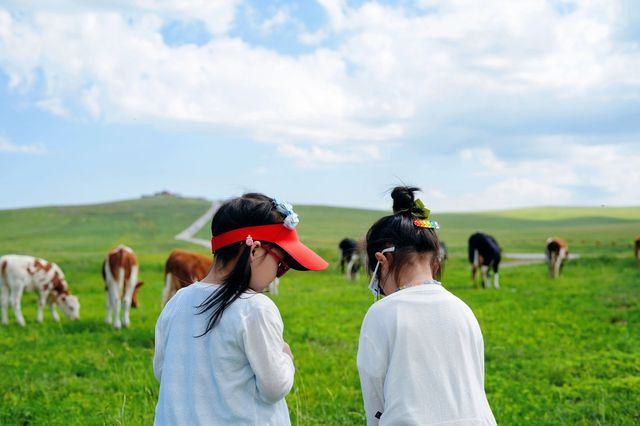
[368,246,395,300]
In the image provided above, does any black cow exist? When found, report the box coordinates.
[339,238,362,281]
[468,232,501,289]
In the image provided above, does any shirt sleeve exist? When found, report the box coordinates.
[243,302,295,404]
[357,311,387,425]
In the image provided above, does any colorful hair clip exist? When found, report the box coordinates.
[245,235,254,246]
[414,219,440,229]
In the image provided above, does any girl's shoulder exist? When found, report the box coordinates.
[237,291,280,314]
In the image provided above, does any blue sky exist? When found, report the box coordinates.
[1,0,639,212]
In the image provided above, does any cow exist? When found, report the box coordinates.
[435,241,448,280]
[0,254,80,326]
[162,249,212,306]
[161,249,281,305]
[339,238,362,281]
[102,245,143,329]
[468,232,501,289]
[635,236,640,268]
[545,237,569,279]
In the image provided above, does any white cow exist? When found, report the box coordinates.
[0,254,80,326]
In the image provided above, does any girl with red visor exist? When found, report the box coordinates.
[153,193,328,425]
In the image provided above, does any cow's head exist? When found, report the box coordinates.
[132,281,144,308]
[57,294,80,320]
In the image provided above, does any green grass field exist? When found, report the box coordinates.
[1,196,639,425]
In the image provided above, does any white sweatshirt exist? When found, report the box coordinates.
[357,284,496,426]
[154,282,294,426]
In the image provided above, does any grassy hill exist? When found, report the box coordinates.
[0,197,638,425]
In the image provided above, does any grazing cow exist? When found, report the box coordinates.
[545,237,569,279]
[468,232,501,289]
[0,254,80,326]
[162,249,212,306]
[635,236,640,268]
[434,241,448,280]
[102,245,143,329]
[339,238,362,281]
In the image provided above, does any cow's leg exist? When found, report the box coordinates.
[36,291,47,322]
[481,265,489,289]
[470,264,477,287]
[10,286,26,326]
[121,266,138,328]
[49,303,60,322]
[104,289,113,324]
[470,250,479,287]
[268,278,279,296]
[109,286,121,329]
[1,283,9,325]
[161,273,172,307]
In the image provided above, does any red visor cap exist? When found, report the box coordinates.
[211,224,329,271]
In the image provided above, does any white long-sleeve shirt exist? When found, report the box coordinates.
[357,283,496,426]
[154,282,294,426]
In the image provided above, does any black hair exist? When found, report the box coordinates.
[365,186,442,291]
[195,193,284,336]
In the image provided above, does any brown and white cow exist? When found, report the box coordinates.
[161,249,281,305]
[635,236,640,268]
[0,254,80,326]
[545,237,569,279]
[162,249,212,306]
[102,245,143,329]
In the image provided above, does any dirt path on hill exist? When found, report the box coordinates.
[501,252,581,268]
[174,201,220,248]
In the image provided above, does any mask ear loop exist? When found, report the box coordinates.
[368,261,382,301]
[368,246,395,301]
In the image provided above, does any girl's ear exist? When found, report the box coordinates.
[374,252,387,264]
[249,241,262,261]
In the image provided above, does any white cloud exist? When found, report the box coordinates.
[277,143,380,168]
[0,0,639,170]
[451,141,640,210]
[260,9,290,34]
[36,97,70,117]
[0,136,46,154]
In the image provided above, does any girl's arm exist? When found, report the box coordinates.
[153,297,176,382]
[153,312,166,382]
[243,304,295,404]
[357,314,386,425]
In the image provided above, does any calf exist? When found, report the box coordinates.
[0,254,80,326]
[339,238,362,281]
[102,245,143,329]
[635,236,640,268]
[545,237,569,279]
[162,249,212,306]
[468,232,501,289]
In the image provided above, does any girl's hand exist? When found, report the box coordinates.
[283,342,293,359]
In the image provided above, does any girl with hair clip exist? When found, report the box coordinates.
[153,193,328,426]
[357,186,496,426]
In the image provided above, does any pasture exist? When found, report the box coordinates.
[1,196,639,425]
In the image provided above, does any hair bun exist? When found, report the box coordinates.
[391,186,420,214]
